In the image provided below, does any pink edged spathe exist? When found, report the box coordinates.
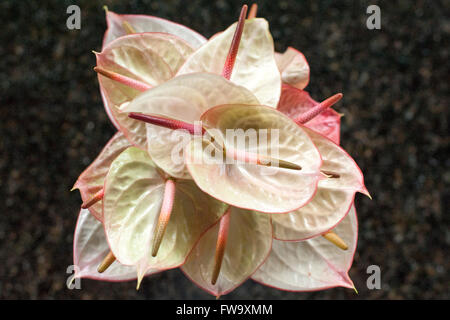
[181,207,273,297]
[271,127,368,241]
[72,132,131,221]
[96,32,195,148]
[103,10,206,49]
[72,209,159,282]
[252,205,358,291]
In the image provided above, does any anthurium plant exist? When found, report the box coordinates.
[72,4,370,297]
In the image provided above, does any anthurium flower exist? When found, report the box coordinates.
[72,208,158,281]
[184,104,322,213]
[182,207,272,296]
[121,73,260,178]
[182,204,357,296]
[72,132,131,221]
[95,32,195,148]
[102,147,227,284]
[176,16,281,107]
[99,9,206,132]
[252,205,358,291]
[72,141,231,286]
[271,127,369,241]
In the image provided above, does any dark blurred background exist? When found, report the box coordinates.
[0,0,448,299]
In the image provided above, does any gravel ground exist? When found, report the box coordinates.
[0,0,448,299]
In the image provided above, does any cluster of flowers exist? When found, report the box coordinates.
[72,5,370,297]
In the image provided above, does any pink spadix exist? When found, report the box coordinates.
[128,113,205,135]
[128,112,301,170]
[295,93,343,124]
[248,4,258,19]
[211,208,231,285]
[94,66,152,92]
[151,179,176,257]
[221,5,248,80]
